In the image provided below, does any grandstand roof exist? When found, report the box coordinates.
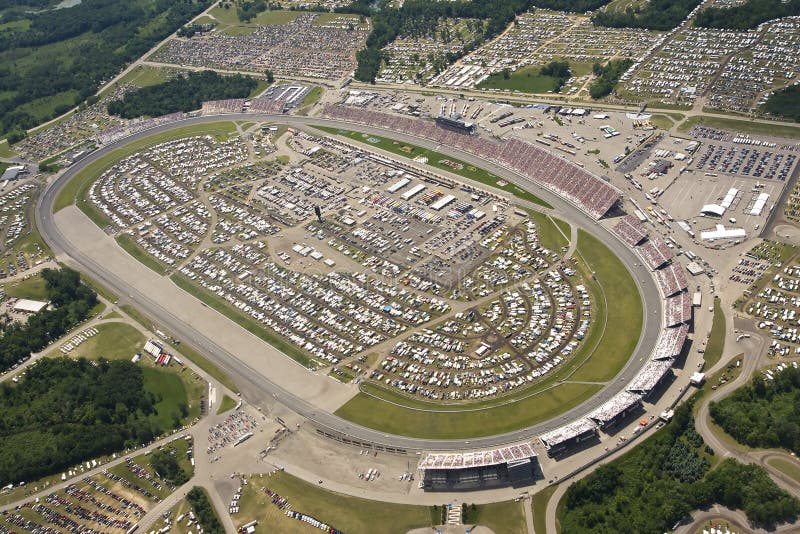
[587,391,642,424]
[418,442,537,471]
[539,419,598,449]
[627,359,674,393]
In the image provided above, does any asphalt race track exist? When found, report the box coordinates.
[36,113,662,451]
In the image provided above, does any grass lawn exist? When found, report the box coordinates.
[334,382,601,439]
[214,8,302,35]
[704,297,725,369]
[17,90,79,124]
[314,126,552,209]
[650,114,675,129]
[217,394,236,414]
[464,500,526,534]
[533,485,559,534]
[767,457,800,485]
[54,121,238,213]
[531,211,569,251]
[3,274,49,300]
[171,273,314,368]
[238,472,432,534]
[119,303,240,393]
[0,140,16,157]
[679,115,800,139]
[249,79,269,98]
[569,229,643,382]
[61,321,145,360]
[109,65,171,92]
[478,65,561,94]
[296,86,323,115]
[143,366,191,431]
[116,235,169,276]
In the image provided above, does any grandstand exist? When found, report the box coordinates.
[612,214,648,246]
[539,419,598,458]
[627,359,674,395]
[636,236,673,270]
[652,325,689,360]
[664,292,692,327]
[248,97,286,114]
[202,99,246,115]
[418,443,538,490]
[586,391,642,429]
[322,104,621,220]
[654,264,688,297]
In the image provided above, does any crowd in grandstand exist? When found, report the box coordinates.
[322,104,622,220]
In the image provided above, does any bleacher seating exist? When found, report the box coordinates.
[636,236,673,270]
[322,104,622,220]
[613,214,649,246]
[664,292,692,327]
[654,264,689,297]
[652,324,689,360]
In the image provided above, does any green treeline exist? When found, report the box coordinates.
[592,0,701,30]
[150,448,190,486]
[0,267,97,371]
[694,0,800,29]
[187,487,225,534]
[106,71,258,119]
[0,358,161,483]
[344,0,573,84]
[762,85,800,123]
[711,366,800,454]
[541,61,571,93]
[588,59,632,99]
[0,0,212,139]
[237,1,282,22]
[560,401,800,532]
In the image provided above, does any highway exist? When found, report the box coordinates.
[36,113,663,452]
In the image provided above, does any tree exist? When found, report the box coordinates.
[502,68,511,80]
[264,69,274,84]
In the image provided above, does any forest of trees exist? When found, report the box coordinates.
[187,488,225,534]
[588,58,632,99]
[710,366,800,454]
[541,61,572,93]
[694,0,800,29]
[0,0,212,138]
[0,358,161,483]
[106,71,258,119]
[0,267,97,372]
[591,0,701,30]
[560,401,800,532]
[150,448,190,486]
[762,85,800,123]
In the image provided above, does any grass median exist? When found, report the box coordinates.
[568,229,642,382]
[335,382,601,439]
[531,210,569,251]
[115,235,169,276]
[314,126,552,209]
[704,296,725,369]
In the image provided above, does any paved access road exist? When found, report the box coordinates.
[36,113,663,452]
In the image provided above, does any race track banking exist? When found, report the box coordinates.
[36,113,663,451]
